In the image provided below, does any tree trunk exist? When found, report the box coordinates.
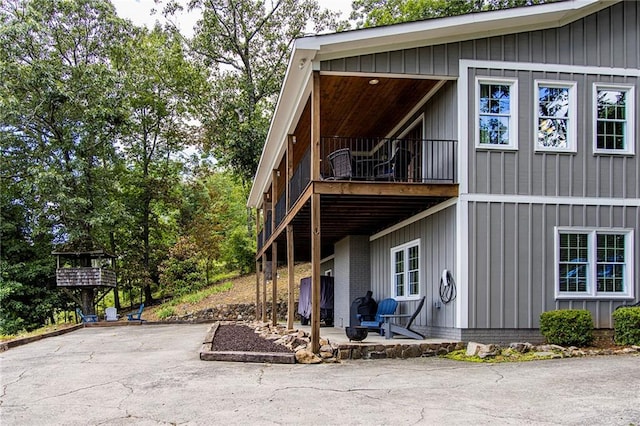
[109,231,121,310]
[81,288,96,315]
[144,284,153,306]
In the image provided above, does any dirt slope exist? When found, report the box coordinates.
[144,263,311,321]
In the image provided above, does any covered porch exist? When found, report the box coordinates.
[251,72,458,352]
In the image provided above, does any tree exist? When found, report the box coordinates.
[350,0,555,28]
[0,157,63,334]
[113,26,207,305]
[0,0,129,248]
[157,168,255,296]
[161,0,340,185]
[0,0,130,330]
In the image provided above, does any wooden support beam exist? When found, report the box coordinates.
[286,225,295,330]
[255,260,261,320]
[261,253,267,323]
[61,288,82,307]
[287,135,294,211]
[271,242,278,326]
[311,71,321,181]
[310,70,321,353]
[272,170,278,233]
[310,192,321,353]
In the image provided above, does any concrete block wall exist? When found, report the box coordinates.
[333,235,370,329]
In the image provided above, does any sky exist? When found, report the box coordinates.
[111,0,352,37]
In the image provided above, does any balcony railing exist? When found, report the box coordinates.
[320,137,457,183]
[289,147,311,208]
[275,196,286,229]
[56,268,117,288]
[257,137,457,254]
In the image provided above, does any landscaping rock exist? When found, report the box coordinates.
[509,342,534,353]
[295,349,322,364]
[466,342,497,357]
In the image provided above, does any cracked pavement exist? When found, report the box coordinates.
[1,324,639,425]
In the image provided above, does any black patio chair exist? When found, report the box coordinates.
[373,147,412,181]
[327,148,352,180]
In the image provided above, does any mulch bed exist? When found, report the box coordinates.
[211,324,293,353]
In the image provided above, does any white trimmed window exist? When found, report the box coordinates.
[593,84,635,155]
[476,77,518,149]
[535,81,577,152]
[556,228,634,299]
[391,239,420,300]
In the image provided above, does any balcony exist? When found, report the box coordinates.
[256,136,457,255]
[56,267,117,288]
[320,137,456,183]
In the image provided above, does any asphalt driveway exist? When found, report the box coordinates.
[1,324,639,425]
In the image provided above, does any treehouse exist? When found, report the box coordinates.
[53,249,117,317]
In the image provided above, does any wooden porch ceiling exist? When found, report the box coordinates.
[290,75,441,167]
[319,75,439,138]
[268,182,458,262]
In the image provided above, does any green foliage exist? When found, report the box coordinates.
[155,281,234,318]
[612,307,640,346]
[113,26,208,305]
[161,0,340,183]
[442,349,555,363]
[539,309,594,347]
[350,0,555,28]
[159,236,204,296]
[156,306,176,319]
[221,226,256,274]
[181,282,234,304]
[0,0,130,248]
[0,1,250,331]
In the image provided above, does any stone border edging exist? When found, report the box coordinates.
[0,324,84,352]
[336,341,465,360]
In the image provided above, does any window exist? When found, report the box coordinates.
[391,239,420,300]
[556,228,634,299]
[593,84,635,155]
[535,81,577,152]
[476,77,518,149]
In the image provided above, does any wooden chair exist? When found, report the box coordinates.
[358,298,398,336]
[126,304,145,321]
[105,307,119,321]
[76,308,98,323]
[381,296,426,340]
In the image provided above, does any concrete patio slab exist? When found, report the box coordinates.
[2,324,639,425]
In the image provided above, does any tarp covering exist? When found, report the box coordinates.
[298,276,334,319]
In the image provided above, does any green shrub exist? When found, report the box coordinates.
[156,306,176,320]
[540,309,594,347]
[612,307,640,345]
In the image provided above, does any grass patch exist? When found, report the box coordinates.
[153,281,235,319]
[442,349,557,363]
[0,323,77,343]
[178,282,234,304]
[156,306,176,319]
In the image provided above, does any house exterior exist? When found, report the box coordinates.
[247,0,639,350]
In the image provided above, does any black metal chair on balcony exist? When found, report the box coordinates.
[327,148,352,180]
[374,147,412,181]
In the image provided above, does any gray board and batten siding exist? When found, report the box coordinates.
[323,1,640,335]
[369,205,457,334]
[468,67,639,199]
[321,1,639,76]
[467,202,639,330]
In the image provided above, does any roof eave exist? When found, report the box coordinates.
[246,0,618,208]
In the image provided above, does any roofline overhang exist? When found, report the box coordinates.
[247,0,618,208]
